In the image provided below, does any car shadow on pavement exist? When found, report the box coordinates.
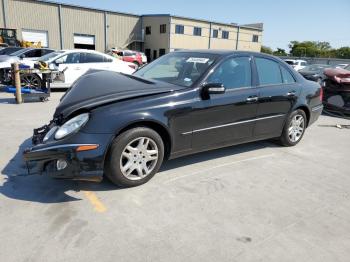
[0,97,17,104]
[160,140,276,172]
[1,138,278,204]
[0,138,118,204]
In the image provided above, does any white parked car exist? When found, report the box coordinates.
[284,59,308,71]
[21,49,136,88]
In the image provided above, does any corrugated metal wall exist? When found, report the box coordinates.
[0,0,4,28]
[60,5,104,51]
[107,13,141,50]
[6,0,61,49]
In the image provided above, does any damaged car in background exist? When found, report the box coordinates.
[322,64,350,117]
[23,51,323,187]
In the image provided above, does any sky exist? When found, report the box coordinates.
[58,0,350,51]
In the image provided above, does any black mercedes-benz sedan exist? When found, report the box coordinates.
[23,50,323,187]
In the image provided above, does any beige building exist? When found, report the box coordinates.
[0,0,263,60]
[143,15,263,61]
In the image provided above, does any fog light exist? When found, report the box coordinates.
[56,159,68,170]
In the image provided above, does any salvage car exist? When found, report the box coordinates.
[284,59,308,71]
[299,64,331,83]
[8,49,136,89]
[322,64,350,116]
[0,47,54,83]
[23,50,323,187]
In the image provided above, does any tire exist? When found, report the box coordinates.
[105,127,164,187]
[20,73,43,90]
[278,109,307,147]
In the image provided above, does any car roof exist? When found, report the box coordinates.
[174,49,288,61]
[61,49,108,55]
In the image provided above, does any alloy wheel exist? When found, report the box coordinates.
[21,74,41,89]
[120,137,159,180]
[288,114,305,142]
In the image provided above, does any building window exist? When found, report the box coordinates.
[193,27,202,36]
[153,50,157,60]
[145,26,151,35]
[159,48,166,56]
[175,25,184,34]
[212,29,218,38]
[222,31,229,39]
[160,24,166,34]
[252,35,259,42]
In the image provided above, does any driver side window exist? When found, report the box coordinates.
[207,57,252,89]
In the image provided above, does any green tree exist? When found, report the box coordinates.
[336,47,350,59]
[261,45,273,54]
[273,48,287,56]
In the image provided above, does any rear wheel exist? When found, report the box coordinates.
[278,109,307,146]
[105,127,164,187]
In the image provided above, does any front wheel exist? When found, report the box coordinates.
[105,127,164,187]
[278,109,307,146]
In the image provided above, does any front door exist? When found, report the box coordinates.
[253,56,301,138]
[190,56,259,151]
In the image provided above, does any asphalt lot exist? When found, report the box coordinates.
[1,91,350,262]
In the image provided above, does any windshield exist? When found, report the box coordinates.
[39,51,64,62]
[9,49,29,56]
[0,47,23,55]
[134,52,218,87]
[345,64,350,71]
[285,60,296,65]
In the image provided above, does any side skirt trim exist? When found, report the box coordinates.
[182,114,286,135]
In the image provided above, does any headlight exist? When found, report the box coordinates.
[43,126,58,142]
[55,113,89,140]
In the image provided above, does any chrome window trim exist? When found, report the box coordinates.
[182,114,286,135]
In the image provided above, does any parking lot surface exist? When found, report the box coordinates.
[1,91,350,262]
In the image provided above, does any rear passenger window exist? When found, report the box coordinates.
[280,66,295,84]
[82,53,104,63]
[24,49,42,58]
[256,58,282,85]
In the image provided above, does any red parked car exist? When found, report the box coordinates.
[110,49,143,68]
[322,65,350,116]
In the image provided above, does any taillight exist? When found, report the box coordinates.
[319,86,323,101]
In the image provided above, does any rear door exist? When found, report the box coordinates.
[190,56,259,151]
[253,56,301,138]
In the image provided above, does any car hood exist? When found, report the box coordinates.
[324,68,350,84]
[54,69,184,119]
[0,55,19,63]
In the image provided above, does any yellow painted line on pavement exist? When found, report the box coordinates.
[83,191,107,213]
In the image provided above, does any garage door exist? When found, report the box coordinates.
[74,34,95,50]
[22,29,48,47]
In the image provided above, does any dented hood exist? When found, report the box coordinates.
[54,70,183,119]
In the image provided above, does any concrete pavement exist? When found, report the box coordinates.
[1,91,350,262]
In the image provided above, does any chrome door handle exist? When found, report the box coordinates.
[73,67,81,70]
[286,91,296,96]
[246,96,258,102]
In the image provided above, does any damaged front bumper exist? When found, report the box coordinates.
[23,124,113,181]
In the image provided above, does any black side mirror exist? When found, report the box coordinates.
[19,54,25,59]
[201,82,225,99]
